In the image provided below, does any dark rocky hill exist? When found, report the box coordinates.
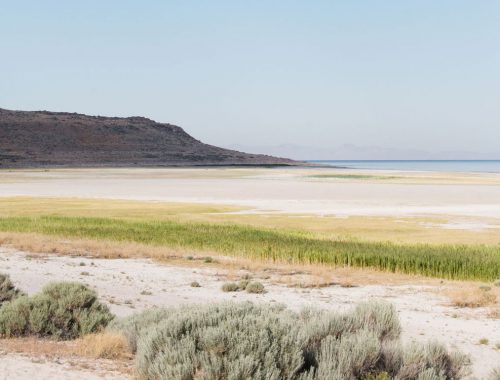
[0,108,296,167]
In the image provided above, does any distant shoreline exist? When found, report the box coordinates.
[306,159,500,173]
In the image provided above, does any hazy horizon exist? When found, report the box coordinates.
[1,1,499,159]
[226,143,500,161]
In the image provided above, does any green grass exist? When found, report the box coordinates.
[0,216,499,281]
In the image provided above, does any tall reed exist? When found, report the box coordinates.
[0,216,498,281]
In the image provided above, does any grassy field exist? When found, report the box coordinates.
[1,197,500,245]
[0,197,499,281]
[0,214,498,281]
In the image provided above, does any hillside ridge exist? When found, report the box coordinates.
[0,108,296,167]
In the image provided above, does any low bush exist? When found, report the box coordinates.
[110,301,469,380]
[190,281,201,288]
[107,308,173,352]
[245,281,265,293]
[221,282,239,292]
[0,273,23,305]
[0,282,113,339]
[395,341,470,380]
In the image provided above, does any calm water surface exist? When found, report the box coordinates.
[307,160,500,173]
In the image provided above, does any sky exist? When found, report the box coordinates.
[1,1,499,158]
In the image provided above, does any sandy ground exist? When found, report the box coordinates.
[0,353,127,380]
[0,168,500,219]
[0,247,499,379]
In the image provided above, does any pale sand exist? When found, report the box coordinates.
[1,168,500,219]
[0,248,498,379]
[0,353,126,380]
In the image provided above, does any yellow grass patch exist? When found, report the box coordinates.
[0,337,133,374]
[444,286,498,308]
[1,196,499,245]
[75,332,131,360]
[0,196,242,219]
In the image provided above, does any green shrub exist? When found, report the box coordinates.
[315,330,381,379]
[221,282,239,292]
[396,342,470,380]
[110,301,469,380]
[133,302,302,380]
[107,308,173,353]
[352,301,402,341]
[0,282,113,339]
[245,281,265,294]
[190,281,201,287]
[0,273,23,306]
[0,296,31,336]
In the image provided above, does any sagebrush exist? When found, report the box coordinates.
[221,282,239,292]
[245,281,265,293]
[111,301,470,380]
[0,273,23,306]
[0,281,113,339]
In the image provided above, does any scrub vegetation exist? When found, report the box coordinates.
[109,301,470,380]
[0,273,24,306]
[0,215,498,281]
[0,274,480,378]
[0,280,113,339]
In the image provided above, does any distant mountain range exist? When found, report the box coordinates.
[0,108,296,168]
[227,143,500,161]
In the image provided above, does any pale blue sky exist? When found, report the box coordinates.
[1,1,499,156]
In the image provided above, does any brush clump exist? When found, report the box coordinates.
[110,300,469,380]
[221,282,239,292]
[0,273,24,306]
[245,281,265,293]
[0,281,113,339]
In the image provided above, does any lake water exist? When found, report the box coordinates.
[307,160,500,173]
